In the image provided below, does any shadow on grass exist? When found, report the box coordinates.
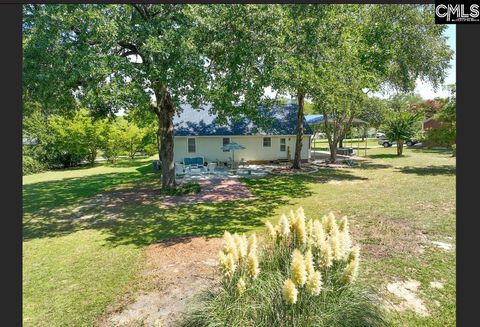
[367,154,403,159]
[397,165,456,176]
[358,161,392,170]
[23,168,366,247]
[23,164,159,214]
[410,148,452,154]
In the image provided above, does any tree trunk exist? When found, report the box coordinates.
[329,141,338,162]
[155,85,176,190]
[156,128,161,161]
[397,140,404,156]
[292,92,305,169]
[89,149,96,165]
[339,138,344,148]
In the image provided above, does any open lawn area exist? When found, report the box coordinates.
[312,137,381,150]
[23,148,455,326]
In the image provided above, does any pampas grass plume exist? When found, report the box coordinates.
[291,249,307,287]
[247,251,260,279]
[306,270,322,296]
[283,279,298,305]
[278,214,290,238]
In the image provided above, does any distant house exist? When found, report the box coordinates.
[422,117,442,131]
[172,104,314,164]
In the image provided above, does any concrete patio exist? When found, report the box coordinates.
[177,165,276,182]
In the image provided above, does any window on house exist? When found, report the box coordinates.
[280,138,286,151]
[223,137,230,152]
[263,137,271,147]
[187,138,196,153]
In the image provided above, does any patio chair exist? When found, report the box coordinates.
[175,162,185,177]
[184,156,205,169]
[207,162,217,174]
[240,158,248,167]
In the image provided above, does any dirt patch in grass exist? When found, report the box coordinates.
[384,279,429,317]
[81,179,253,210]
[98,236,223,327]
[352,217,428,259]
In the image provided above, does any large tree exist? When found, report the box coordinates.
[271,5,346,169]
[23,4,279,189]
[309,4,453,162]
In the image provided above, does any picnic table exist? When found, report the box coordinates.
[337,148,354,156]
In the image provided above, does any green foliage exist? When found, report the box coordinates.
[383,111,421,155]
[423,85,456,149]
[23,108,151,168]
[23,155,46,175]
[101,121,126,163]
[387,93,424,112]
[358,97,389,129]
[384,111,420,142]
[183,211,386,327]
[25,109,108,168]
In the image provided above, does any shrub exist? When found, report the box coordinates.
[23,155,46,175]
[182,208,387,327]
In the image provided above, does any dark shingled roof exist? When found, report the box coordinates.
[174,104,313,136]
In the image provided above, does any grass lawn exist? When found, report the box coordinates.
[23,148,455,326]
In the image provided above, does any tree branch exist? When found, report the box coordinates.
[132,4,149,21]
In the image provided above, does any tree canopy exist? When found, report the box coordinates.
[23,4,454,177]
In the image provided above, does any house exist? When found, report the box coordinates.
[172,104,314,164]
[422,117,442,131]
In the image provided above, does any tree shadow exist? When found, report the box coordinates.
[397,165,456,176]
[357,161,392,170]
[410,148,452,154]
[23,167,366,247]
[23,167,158,214]
[367,154,403,159]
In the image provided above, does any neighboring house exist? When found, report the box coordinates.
[422,117,442,131]
[172,104,314,164]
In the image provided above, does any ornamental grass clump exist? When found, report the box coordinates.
[182,208,387,327]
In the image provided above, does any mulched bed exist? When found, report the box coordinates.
[82,179,254,210]
[162,179,254,206]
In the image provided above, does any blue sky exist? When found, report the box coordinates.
[412,25,456,99]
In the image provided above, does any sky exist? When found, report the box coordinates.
[411,25,456,99]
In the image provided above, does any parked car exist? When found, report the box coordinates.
[374,132,386,138]
[378,139,393,147]
[378,139,418,147]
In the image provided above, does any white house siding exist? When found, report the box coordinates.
[173,135,311,163]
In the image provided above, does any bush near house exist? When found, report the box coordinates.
[183,208,386,327]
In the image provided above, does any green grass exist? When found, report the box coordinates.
[23,148,455,326]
